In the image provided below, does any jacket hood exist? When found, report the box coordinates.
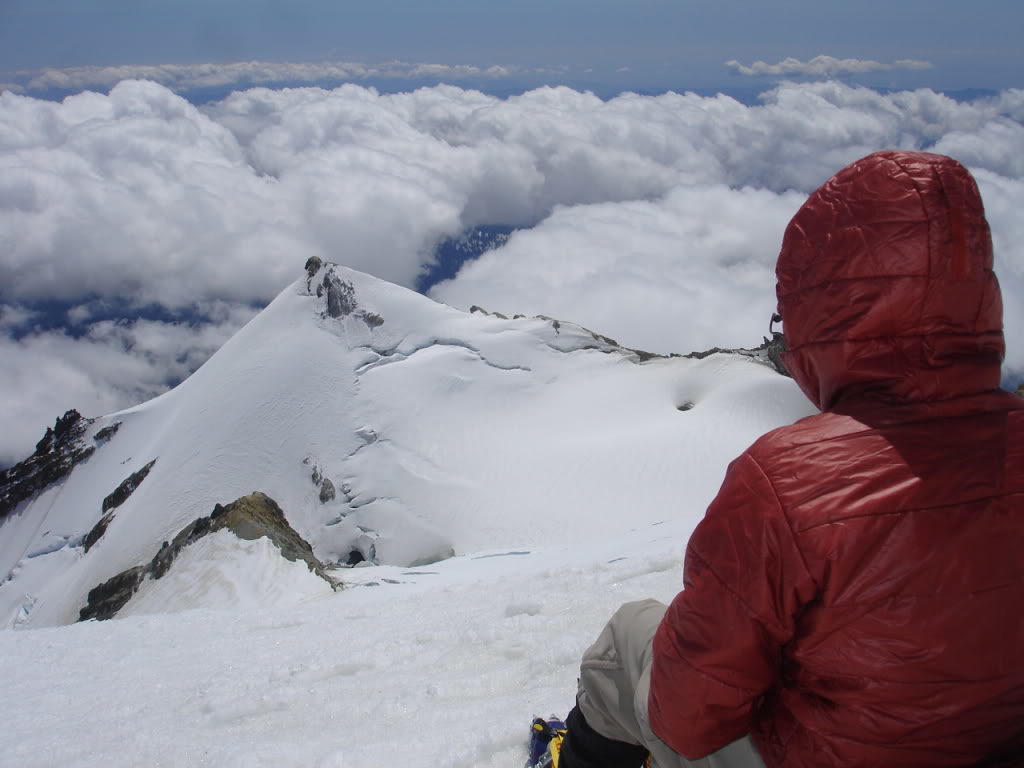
[776,151,1004,411]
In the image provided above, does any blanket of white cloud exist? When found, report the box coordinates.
[1,79,1023,463]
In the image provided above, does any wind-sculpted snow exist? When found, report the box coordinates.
[1,81,1023,462]
[0,262,815,630]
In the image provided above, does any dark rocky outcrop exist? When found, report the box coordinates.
[323,273,357,319]
[102,459,156,513]
[470,305,509,320]
[319,477,336,503]
[83,516,111,553]
[314,265,384,328]
[306,458,338,504]
[360,311,384,329]
[79,492,340,622]
[304,255,323,278]
[93,422,121,443]
[84,459,158,553]
[684,332,790,377]
[78,566,146,623]
[761,333,789,377]
[210,493,332,577]
[304,255,324,291]
[1,410,96,518]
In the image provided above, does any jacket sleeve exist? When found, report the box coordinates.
[648,450,817,759]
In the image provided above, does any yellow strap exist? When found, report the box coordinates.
[549,731,565,768]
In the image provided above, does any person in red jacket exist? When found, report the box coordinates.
[558,151,1024,768]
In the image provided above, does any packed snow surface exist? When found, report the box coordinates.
[0,263,815,766]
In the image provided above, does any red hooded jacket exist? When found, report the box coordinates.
[649,152,1024,767]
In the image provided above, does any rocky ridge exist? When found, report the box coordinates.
[0,410,104,518]
[84,459,158,553]
[79,491,339,621]
[468,303,790,375]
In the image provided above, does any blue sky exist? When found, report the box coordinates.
[1,0,1021,92]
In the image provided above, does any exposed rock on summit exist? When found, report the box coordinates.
[304,255,323,280]
[311,262,385,328]
[325,273,358,319]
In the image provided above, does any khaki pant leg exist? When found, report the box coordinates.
[575,599,765,768]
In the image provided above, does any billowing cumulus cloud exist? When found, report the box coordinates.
[725,55,933,77]
[1,79,1022,463]
[431,185,807,354]
[0,304,256,466]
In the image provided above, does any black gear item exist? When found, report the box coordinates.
[560,704,649,768]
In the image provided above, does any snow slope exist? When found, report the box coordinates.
[1,539,695,768]
[0,261,815,766]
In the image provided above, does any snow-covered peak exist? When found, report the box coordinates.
[0,260,815,629]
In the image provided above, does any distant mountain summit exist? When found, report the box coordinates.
[0,260,811,628]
